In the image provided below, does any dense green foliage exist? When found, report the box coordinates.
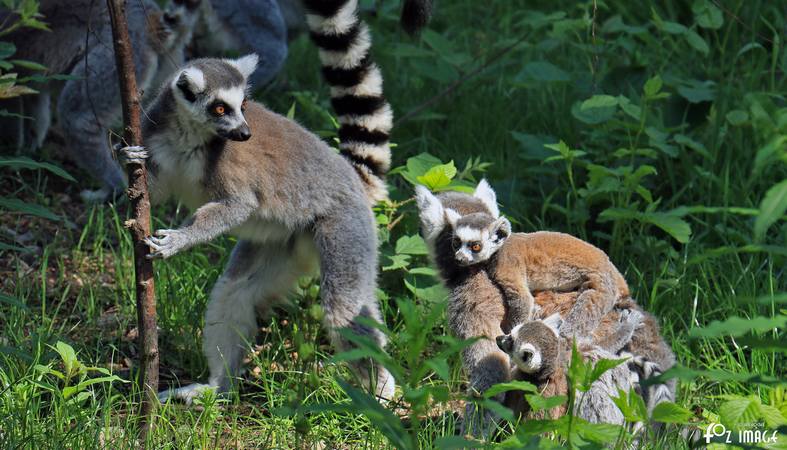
[0,0,785,448]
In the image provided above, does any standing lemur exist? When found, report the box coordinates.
[0,0,200,201]
[415,181,676,433]
[117,0,433,404]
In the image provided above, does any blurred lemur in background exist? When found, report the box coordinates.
[0,0,201,201]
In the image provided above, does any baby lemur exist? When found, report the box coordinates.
[417,180,631,338]
[496,316,638,425]
[118,0,402,404]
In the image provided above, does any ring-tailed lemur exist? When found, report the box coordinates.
[0,0,200,201]
[417,180,631,336]
[414,181,676,434]
[118,0,397,404]
[496,316,639,426]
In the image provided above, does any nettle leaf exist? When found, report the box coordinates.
[395,235,429,255]
[403,279,448,303]
[645,212,692,243]
[651,402,694,424]
[516,61,571,83]
[754,179,787,241]
[692,0,724,30]
[677,79,716,103]
[643,75,663,97]
[611,388,648,423]
[658,20,688,35]
[571,101,616,125]
[417,161,457,190]
[689,315,787,339]
[685,29,709,55]
[433,436,485,449]
[525,393,567,411]
[398,152,444,186]
[483,380,538,398]
[382,253,410,271]
[581,94,618,110]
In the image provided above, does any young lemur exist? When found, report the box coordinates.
[118,0,422,404]
[496,316,638,425]
[0,0,200,201]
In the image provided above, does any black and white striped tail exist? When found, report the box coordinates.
[303,0,393,203]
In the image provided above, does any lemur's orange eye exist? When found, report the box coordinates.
[214,104,225,116]
[470,243,482,253]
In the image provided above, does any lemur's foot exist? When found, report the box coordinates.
[144,229,187,259]
[116,144,148,166]
[157,383,216,405]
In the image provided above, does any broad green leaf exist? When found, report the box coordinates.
[754,179,787,241]
[643,365,784,387]
[571,101,616,125]
[658,21,688,35]
[408,266,438,276]
[400,152,443,186]
[585,357,629,390]
[581,94,618,110]
[382,253,410,271]
[483,380,538,398]
[0,41,15,59]
[403,279,448,303]
[525,393,567,411]
[0,197,60,221]
[720,396,761,428]
[651,402,694,424]
[685,30,709,55]
[516,61,571,83]
[758,403,787,428]
[692,0,723,29]
[572,419,626,443]
[725,109,749,126]
[425,358,451,382]
[417,161,457,190]
[55,341,78,379]
[689,315,787,339]
[677,79,716,103]
[645,213,692,243]
[643,75,663,97]
[395,235,429,255]
[567,341,589,391]
[611,388,648,423]
[0,156,76,181]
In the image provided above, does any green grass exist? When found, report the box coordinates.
[1,0,786,448]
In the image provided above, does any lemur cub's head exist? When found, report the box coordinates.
[171,54,259,142]
[496,314,563,379]
[148,0,200,54]
[415,179,510,266]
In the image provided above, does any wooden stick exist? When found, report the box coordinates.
[105,0,158,437]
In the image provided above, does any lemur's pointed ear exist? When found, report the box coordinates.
[474,179,499,217]
[415,185,445,241]
[542,314,563,335]
[492,217,511,242]
[174,67,205,102]
[231,54,259,80]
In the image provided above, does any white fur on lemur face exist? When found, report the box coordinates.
[496,314,563,375]
[449,215,511,266]
[415,179,503,245]
[171,54,258,142]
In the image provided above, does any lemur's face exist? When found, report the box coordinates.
[171,55,259,142]
[451,214,510,266]
[496,317,562,378]
[157,0,201,50]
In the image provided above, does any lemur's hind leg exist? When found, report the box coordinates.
[313,212,396,401]
[159,238,308,404]
[560,272,619,339]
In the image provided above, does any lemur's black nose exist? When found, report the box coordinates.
[521,349,533,362]
[225,124,251,141]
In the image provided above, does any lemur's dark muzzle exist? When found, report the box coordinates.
[222,124,251,141]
